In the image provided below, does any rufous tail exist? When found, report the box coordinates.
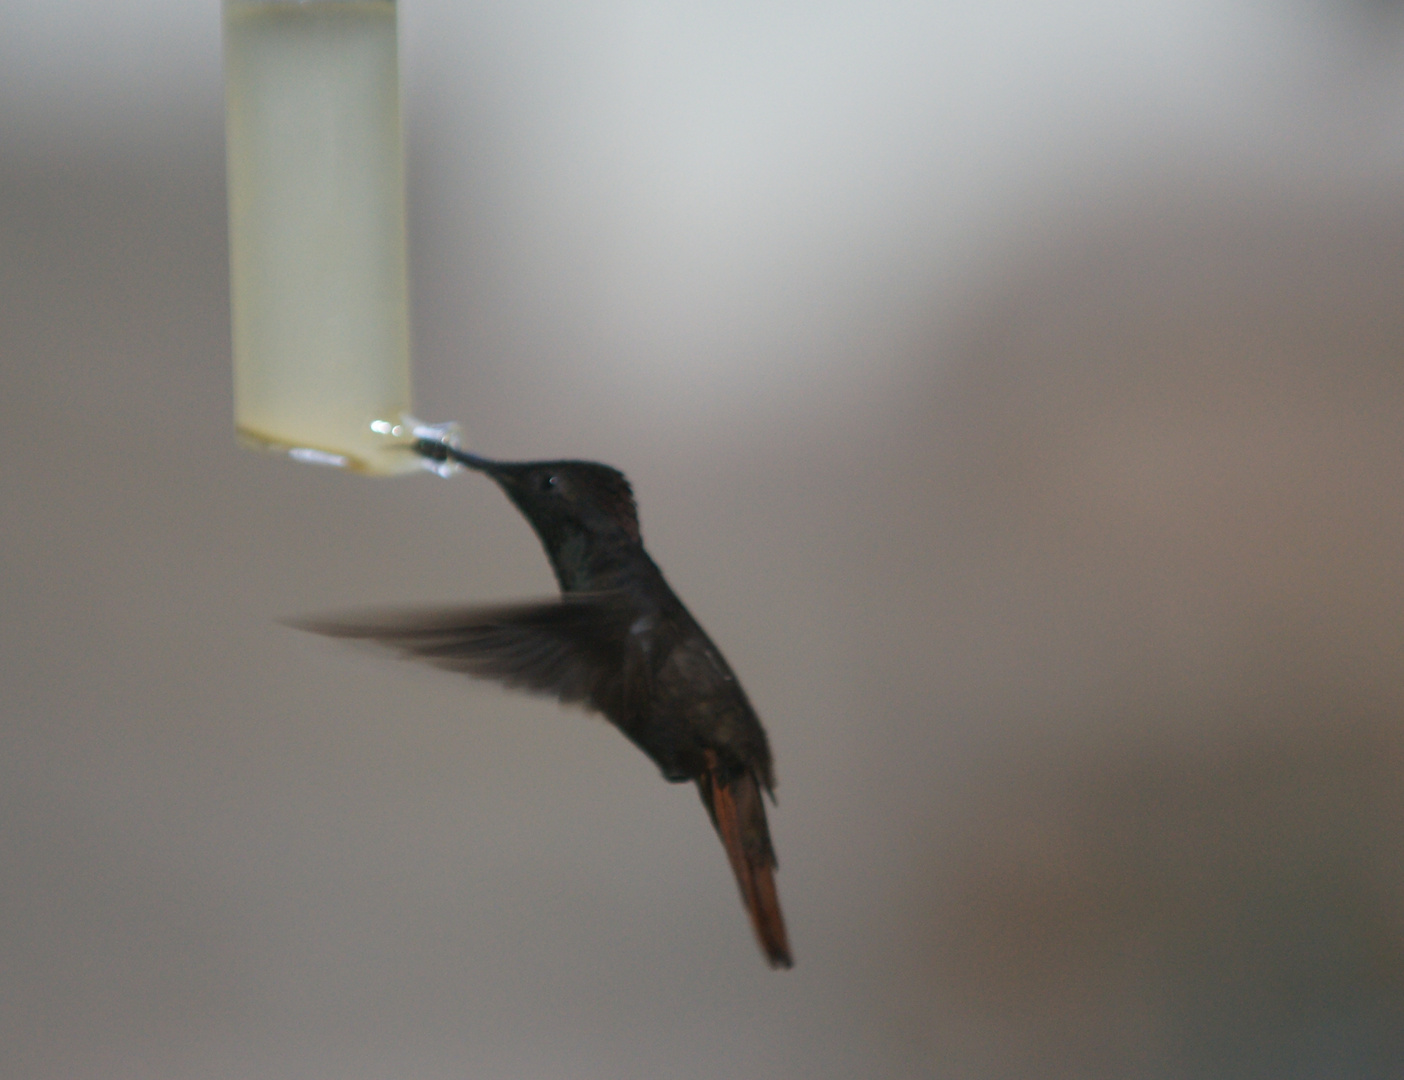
[699,752,793,968]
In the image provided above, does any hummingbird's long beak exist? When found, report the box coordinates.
[412,438,503,476]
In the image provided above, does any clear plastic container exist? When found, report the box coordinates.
[224,0,416,474]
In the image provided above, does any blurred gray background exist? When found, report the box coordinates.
[5,2,1404,1077]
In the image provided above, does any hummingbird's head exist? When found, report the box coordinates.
[415,439,642,555]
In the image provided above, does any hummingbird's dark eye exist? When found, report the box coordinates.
[538,473,561,494]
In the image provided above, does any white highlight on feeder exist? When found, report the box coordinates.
[224,0,415,475]
[287,447,352,468]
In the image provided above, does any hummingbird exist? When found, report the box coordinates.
[294,438,792,968]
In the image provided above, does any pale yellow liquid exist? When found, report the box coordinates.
[224,0,416,474]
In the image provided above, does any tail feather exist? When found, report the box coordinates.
[700,752,793,969]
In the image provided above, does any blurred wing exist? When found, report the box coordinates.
[288,594,636,711]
